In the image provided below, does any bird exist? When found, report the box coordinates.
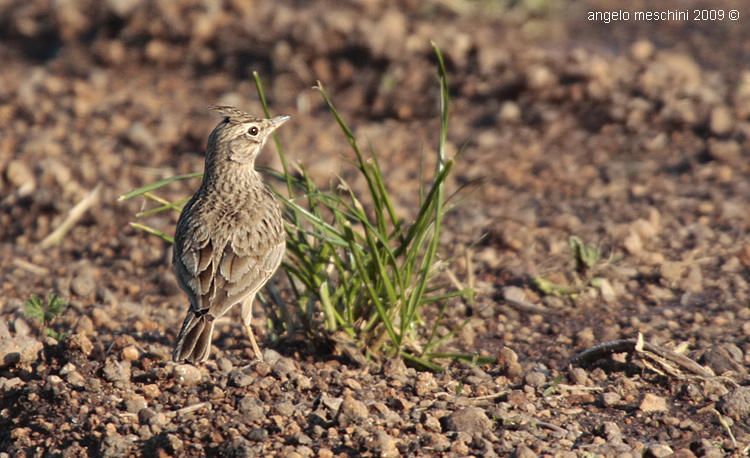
[171,105,289,364]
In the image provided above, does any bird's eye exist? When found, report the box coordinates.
[248,126,259,136]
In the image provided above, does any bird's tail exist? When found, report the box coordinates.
[173,309,215,363]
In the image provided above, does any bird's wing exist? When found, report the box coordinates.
[211,235,286,316]
[174,217,220,313]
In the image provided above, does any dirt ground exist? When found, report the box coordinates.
[2,1,750,457]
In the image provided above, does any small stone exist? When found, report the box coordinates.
[599,421,622,443]
[123,394,148,413]
[718,387,750,418]
[623,231,643,255]
[285,431,309,446]
[273,400,295,417]
[216,357,233,373]
[710,105,734,136]
[647,444,674,458]
[2,377,24,392]
[0,336,43,368]
[141,384,161,399]
[100,434,135,458]
[708,139,741,165]
[217,436,254,457]
[137,408,164,426]
[497,347,523,379]
[261,348,282,364]
[65,370,86,388]
[639,393,667,412]
[336,396,369,427]
[5,159,36,195]
[173,364,202,386]
[364,430,399,458]
[0,320,11,339]
[631,40,655,62]
[166,434,183,453]
[121,345,139,362]
[70,274,96,297]
[272,360,295,377]
[239,397,265,422]
[247,428,269,441]
[523,371,546,388]
[12,317,31,337]
[499,101,521,123]
[601,392,621,407]
[415,372,437,396]
[102,359,131,384]
[254,362,271,377]
[229,370,253,388]
[443,407,492,435]
[568,367,588,386]
[515,445,537,458]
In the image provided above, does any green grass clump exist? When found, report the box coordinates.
[121,43,493,370]
[24,293,68,341]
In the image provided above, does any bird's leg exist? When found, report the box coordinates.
[240,296,264,361]
[243,323,264,361]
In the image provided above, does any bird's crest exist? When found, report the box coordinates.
[208,105,260,124]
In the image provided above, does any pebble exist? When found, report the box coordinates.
[12,317,31,337]
[0,336,43,368]
[647,444,674,458]
[123,394,148,413]
[229,370,254,388]
[364,430,399,458]
[216,357,233,373]
[2,377,24,392]
[599,421,622,443]
[336,396,369,427]
[65,370,86,388]
[515,445,537,458]
[568,367,588,386]
[523,371,546,388]
[239,397,265,422]
[273,400,296,417]
[443,407,492,435]
[100,434,136,458]
[717,386,750,418]
[601,392,621,407]
[639,393,667,412]
[497,347,523,380]
[70,274,96,297]
[247,428,269,441]
[707,139,741,165]
[709,105,734,136]
[0,320,11,339]
[102,359,131,384]
[630,40,655,62]
[173,364,202,386]
[414,372,437,395]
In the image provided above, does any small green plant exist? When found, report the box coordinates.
[533,236,621,298]
[569,236,602,275]
[24,293,69,341]
[120,43,495,371]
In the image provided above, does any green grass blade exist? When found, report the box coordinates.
[118,173,203,201]
[400,352,444,372]
[136,196,191,217]
[425,353,497,365]
[129,223,174,243]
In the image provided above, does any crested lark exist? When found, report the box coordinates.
[172,105,289,364]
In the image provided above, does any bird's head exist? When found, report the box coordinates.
[206,105,291,165]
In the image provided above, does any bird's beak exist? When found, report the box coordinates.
[270,115,292,130]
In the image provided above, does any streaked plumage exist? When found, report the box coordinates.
[172,105,289,364]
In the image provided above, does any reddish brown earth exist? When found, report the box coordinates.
[1,1,750,457]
